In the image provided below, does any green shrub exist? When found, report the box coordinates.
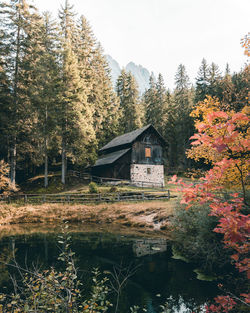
[88,182,98,194]
[170,204,231,273]
[109,185,118,193]
[0,225,111,312]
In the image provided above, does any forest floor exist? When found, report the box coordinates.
[19,174,171,194]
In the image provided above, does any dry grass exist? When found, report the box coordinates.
[0,200,175,235]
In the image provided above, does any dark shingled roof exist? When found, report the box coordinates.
[93,148,131,167]
[99,125,152,152]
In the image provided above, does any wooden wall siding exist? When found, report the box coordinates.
[141,131,161,145]
[131,142,162,165]
[131,131,163,165]
[92,150,131,179]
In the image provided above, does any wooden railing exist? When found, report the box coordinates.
[67,171,166,189]
[91,175,130,184]
[67,170,90,180]
[0,191,171,204]
[91,176,165,189]
[130,181,165,189]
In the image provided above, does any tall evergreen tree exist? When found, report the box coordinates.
[167,64,194,168]
[144,73,168,135]
[0,58,11,162]
[195,58,210,103]
[175,64,190,91]
[90,44,120,147]
[225,63,231,76]
[27,12,60,187]
[215,70,234,110]
[116,70,142,133]
[76,16,120,148]
[207,62,221,97]
[231,65,250,111]
[58,0,95,184]
[0,0,42,185]
[144,74,157,123]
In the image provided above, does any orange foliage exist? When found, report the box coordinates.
[241,32,250,57]
[170,107,250,310]
[187,97,249,188]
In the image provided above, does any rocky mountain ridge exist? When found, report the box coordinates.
[106,55,154,95]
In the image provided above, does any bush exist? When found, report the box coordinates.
[170,204,232,273]
[0,160,18,195]
[109,185,118,193]
[88,182,98,194]
[183,168,205,179]
[0,225,111,313]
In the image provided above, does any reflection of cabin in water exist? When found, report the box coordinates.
[132,238,167,257]
[92,125,166,186]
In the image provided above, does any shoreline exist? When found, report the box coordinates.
[0,200,176,239]
[0,222,170,241]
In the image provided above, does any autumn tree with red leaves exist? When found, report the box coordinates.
[170,107,249,312]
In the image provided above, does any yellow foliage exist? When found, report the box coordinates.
[187,97,250,188]
[190,96,222,121]
[241,32,250,57]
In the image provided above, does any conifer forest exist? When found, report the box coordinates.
[0,1,250,312]
[0,0,249,187]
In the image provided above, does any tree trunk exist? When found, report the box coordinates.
[44,105,48,188]
[10,142,16,186]
[44,139,48,188]
[61,138,66,184]
[10,6,20,188]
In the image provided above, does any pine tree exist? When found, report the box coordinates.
[27,12,61,187]
[116,70,142,133]
[175,64,190,92]
[58,0,95,184]
[216,69,234,110]
[0,0,42,186]
[207,62,221,97]
[231,65,250,111]
[195,58,210,103]
[144,73,168,135]
[167,64,194,168]
[0,58,11,162]
[225,63,231,76]
[90,44,120,147]
[76,16,120,148]
[17,4,55,180]
[144,74,157,124]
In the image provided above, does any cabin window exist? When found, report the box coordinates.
[144,135,151,143]
[147,168,151,175]
[145,147,151,158]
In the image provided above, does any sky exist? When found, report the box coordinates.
[34,0,249,89]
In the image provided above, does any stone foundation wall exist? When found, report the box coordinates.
[130,164,165,187]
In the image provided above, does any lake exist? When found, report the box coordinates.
[0,227,219,313]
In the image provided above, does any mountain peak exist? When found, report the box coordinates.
[106,55,153,95]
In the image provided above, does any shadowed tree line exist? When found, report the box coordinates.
[0,0,249,188]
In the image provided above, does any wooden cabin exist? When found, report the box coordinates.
[92,124,166,186]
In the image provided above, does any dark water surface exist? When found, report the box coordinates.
[0,229,219,312]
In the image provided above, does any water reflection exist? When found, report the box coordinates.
[133,238,167,257]
[0,231,218,313]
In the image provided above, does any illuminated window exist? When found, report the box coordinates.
[145,147,151,158]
